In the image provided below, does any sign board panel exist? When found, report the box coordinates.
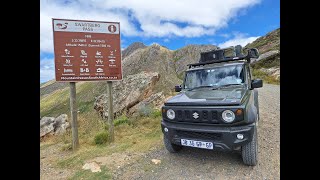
[52,19,122,81]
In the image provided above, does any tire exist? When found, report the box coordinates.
[241,127,258,166]
[163,136,182,153]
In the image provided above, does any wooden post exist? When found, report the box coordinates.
[69,82,79,150]
[107,81,114,142]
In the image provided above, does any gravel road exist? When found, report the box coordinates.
[116,84,280,180]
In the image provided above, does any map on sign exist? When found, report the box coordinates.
[52,19,122,82]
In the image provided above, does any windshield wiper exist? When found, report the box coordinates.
[217,83,243,88]
[188,85,216,91]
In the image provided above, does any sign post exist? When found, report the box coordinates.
[52,19,122,149]
[107,81,114,142]
[69,82,79,150]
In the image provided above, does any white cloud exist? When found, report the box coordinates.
[218,34,259,48]
[163,38,170,43]
[40,0,261,81]
[40,0,260,53]
[40,0,139,53]
[40,58,55,83]
[220,33,231,38]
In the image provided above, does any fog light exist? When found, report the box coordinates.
[237,134,244,140]
[164,127,168,132]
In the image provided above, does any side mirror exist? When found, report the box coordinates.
[251,79,263,89]
[175,85,182,92]
[248,48,259,58]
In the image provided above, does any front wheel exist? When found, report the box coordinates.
[241,127,258,166]
[163,136,182,153]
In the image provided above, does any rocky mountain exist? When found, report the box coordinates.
[121,42,146,58]
[121,43,217,93]
[172,44,217,78]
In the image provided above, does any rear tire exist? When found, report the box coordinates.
[163,136,182,153]
[241,127,258,166]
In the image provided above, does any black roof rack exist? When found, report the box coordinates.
[188,45,259,69]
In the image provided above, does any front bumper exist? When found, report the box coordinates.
[161,120,255,151]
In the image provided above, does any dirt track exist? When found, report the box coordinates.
[115,84,280,180]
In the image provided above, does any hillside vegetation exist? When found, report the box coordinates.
[246,28,280,84]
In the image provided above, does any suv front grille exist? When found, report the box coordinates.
[175,110,220,124]
[176,130,222,140]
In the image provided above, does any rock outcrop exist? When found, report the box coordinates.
[40,117,55,137]
[128,92,165,115]
[260,67,280,80]
[40,114,70,138]
[94,71,163,119]
[252,50,279,63]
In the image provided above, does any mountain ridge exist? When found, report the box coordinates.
[41,28,280,99]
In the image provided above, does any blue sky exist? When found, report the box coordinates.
[40,0,280,83]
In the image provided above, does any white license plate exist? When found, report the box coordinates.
[180,139,214,149]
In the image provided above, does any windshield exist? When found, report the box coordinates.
[184,64,245,90]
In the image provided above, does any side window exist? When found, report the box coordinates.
[246,65,252,88]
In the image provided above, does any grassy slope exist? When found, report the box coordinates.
[41,81,113,117]
[246,28,280,84]
[246,28,280,54]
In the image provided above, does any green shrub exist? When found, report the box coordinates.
[137,105,162,118]
[113,115,129,126]
[94,132,109,145]
[138,104,154,117]
[60,143,72,151]
[151,109,162,118]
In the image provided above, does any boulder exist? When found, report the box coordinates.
[40,114,70,138]
[151,159,161,165]
[252,50,279,63]
[40,117,55,137]
[53,114,70,135]
[129,92,165,115]
[82,162,101,173]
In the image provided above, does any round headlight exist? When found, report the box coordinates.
[222,110,235,123]
[166,109,175,120]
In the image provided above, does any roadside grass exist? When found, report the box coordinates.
[40,83,164,173]
[40,142,55,150]
[40,105,163,178]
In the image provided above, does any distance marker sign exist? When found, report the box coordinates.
[52,19,122,81]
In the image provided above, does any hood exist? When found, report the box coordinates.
[165,87,247,106]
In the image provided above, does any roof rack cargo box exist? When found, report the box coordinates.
[188,45,259,69]
[199,45,245,63]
